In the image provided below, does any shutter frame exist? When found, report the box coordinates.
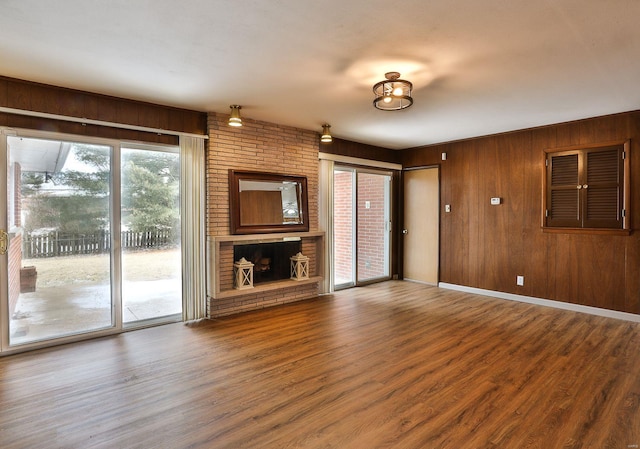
[543,141,628,231]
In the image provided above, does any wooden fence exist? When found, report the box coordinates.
[23,230,176,258]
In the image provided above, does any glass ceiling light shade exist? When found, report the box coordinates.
[228,105,242,127]
[373,72,413,111]
[320,124,332,143]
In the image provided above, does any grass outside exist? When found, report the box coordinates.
[24,248,181,287]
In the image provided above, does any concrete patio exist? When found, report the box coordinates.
[10,249,181,345]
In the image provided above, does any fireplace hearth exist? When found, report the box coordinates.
[233,241,301,285]
[207,231,324,303]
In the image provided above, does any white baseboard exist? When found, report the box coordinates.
[403,278,438,287]
[438,282,640,323]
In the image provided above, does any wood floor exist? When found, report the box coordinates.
[1,281,639,448]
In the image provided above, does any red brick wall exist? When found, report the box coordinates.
[7,162,22,316]
[207,113,319,236]
[206,112,320,317]
[13,163,21,227]
[8,233,21,317]
[333,170,353,284]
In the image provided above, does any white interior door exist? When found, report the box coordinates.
[403,167,439,284]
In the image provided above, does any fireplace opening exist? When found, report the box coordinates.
[233,241,302,285]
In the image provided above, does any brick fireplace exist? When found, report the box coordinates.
[234,240,301,284]
[206,112,322,317]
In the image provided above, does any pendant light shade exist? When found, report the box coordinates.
[320,124,332,143]
[228,105,242,127]
[373,72,413,111]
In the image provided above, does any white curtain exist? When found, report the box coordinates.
[318,158,334,294]
[180,135,207,321]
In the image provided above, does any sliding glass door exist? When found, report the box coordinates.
[356,172,391,283]
[332,166,391,289]
[333,168,355,288]
[5,137,114,345]
[1,130,181,351]
[121,147,182,324]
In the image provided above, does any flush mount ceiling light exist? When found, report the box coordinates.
[320,124,332,143]
[228,105,242,127]
[373,72,413,111]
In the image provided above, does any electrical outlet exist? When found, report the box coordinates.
[516,275,524,286]
[445,204,451,213]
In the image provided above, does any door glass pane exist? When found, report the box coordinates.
[357,172,390,283]
[333,169,354,288]
[8,137,113,345]
[121,147,181,323]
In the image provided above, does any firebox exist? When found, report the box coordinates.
[233,241,301,285]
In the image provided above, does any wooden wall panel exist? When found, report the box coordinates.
[403,111,640,315]
[447,140,481,287]
[550,234,580,304]
[0,76,207,140]
[505,133,528,294]
[440,145,456,284]
[402,145,441,167]
[478,136,505,291]
[7,81,31,111]
[96,96,118,123]
[626,240,640,312]
[626,112,640,313]
[526,128,555,299]
[578,236,627,310]
[437,144,452,282]
[322,138,402,164]
[0,78,7,107]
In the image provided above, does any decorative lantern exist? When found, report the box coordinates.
[233,257,254,289]
[290,252,309,281]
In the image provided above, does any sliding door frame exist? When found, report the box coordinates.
[332,164,394,290]
[0,127,181,355]
[333,166,357,290]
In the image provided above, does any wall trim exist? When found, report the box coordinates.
[319,152,402,170]
[438,282,640,323]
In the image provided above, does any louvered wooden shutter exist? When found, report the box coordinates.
[545,144,626,230]
[546,152,580,227]
[582,146,623,229]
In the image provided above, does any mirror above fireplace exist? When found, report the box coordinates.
[229,170,310,234]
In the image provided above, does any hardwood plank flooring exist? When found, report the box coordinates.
[1,281,639,448]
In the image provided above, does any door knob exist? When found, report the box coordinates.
[402,229,408,235]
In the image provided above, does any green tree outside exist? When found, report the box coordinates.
[21,144,179,244]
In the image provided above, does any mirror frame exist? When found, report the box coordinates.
[229,170,310,234]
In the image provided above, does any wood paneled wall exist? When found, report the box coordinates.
[0,76,207,144]
[402,111,640,314]
[322,137,402,164]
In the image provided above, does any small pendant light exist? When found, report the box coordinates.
[320,124,332,143]
[228,105,242,127]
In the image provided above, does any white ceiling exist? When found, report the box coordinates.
[1,0,639,149]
